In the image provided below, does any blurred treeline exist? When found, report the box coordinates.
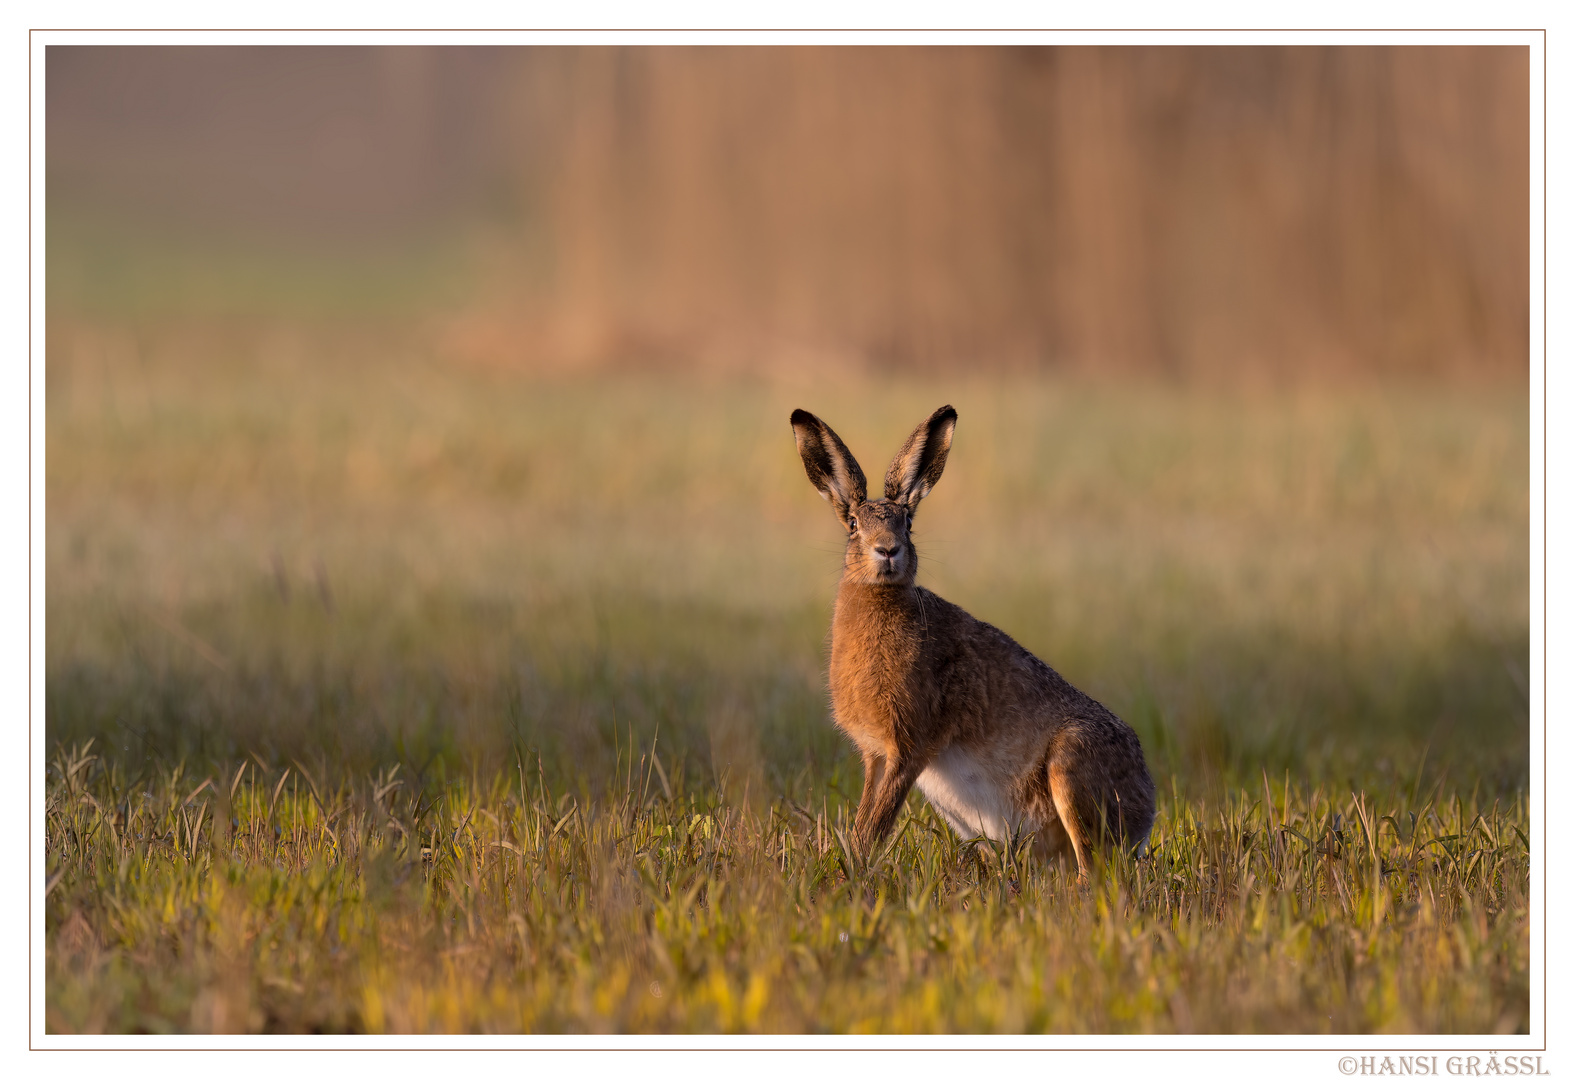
[49,45,1529,378]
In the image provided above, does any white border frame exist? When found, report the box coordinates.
[19,22,1558,1076]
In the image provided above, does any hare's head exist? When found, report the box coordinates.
[790,405,957,586]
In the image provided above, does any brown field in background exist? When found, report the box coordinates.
[49,44,1529,381]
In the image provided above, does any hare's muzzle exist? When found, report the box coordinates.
[866,540,909,582]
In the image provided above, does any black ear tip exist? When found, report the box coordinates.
[790,408,816,426]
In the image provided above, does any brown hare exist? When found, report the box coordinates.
[791,404,1155,878]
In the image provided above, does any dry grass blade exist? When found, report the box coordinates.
[137,603,229,671]
[268,769,291,820]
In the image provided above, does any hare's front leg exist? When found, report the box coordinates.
[853,750,924,852]
[853,751,886,839]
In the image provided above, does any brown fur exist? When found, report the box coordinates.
[791,405,1156,878]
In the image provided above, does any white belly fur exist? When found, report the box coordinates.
[915,744,1022,842]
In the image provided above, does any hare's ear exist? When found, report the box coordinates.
[885,405,957,509]
[791,409,868,529]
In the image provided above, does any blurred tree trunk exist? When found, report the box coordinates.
[480,45,1527,379]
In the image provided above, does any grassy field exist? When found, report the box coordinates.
[43,320,1530,1033]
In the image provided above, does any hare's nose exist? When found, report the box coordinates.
[873,544,900,560]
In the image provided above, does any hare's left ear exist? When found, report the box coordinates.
[791,408,868,530]
[885,405,957,509]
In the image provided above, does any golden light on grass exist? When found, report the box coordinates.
[45,737,1527,1034]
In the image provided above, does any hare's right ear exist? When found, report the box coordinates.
[791,409,867,529]
[885,405,957,509]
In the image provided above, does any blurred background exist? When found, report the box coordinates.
[46,46,1530,797]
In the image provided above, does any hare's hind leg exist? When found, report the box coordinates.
[1047,762,1094,881]
[1046,722,1157,881]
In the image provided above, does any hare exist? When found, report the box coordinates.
[791,404,1155,878]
